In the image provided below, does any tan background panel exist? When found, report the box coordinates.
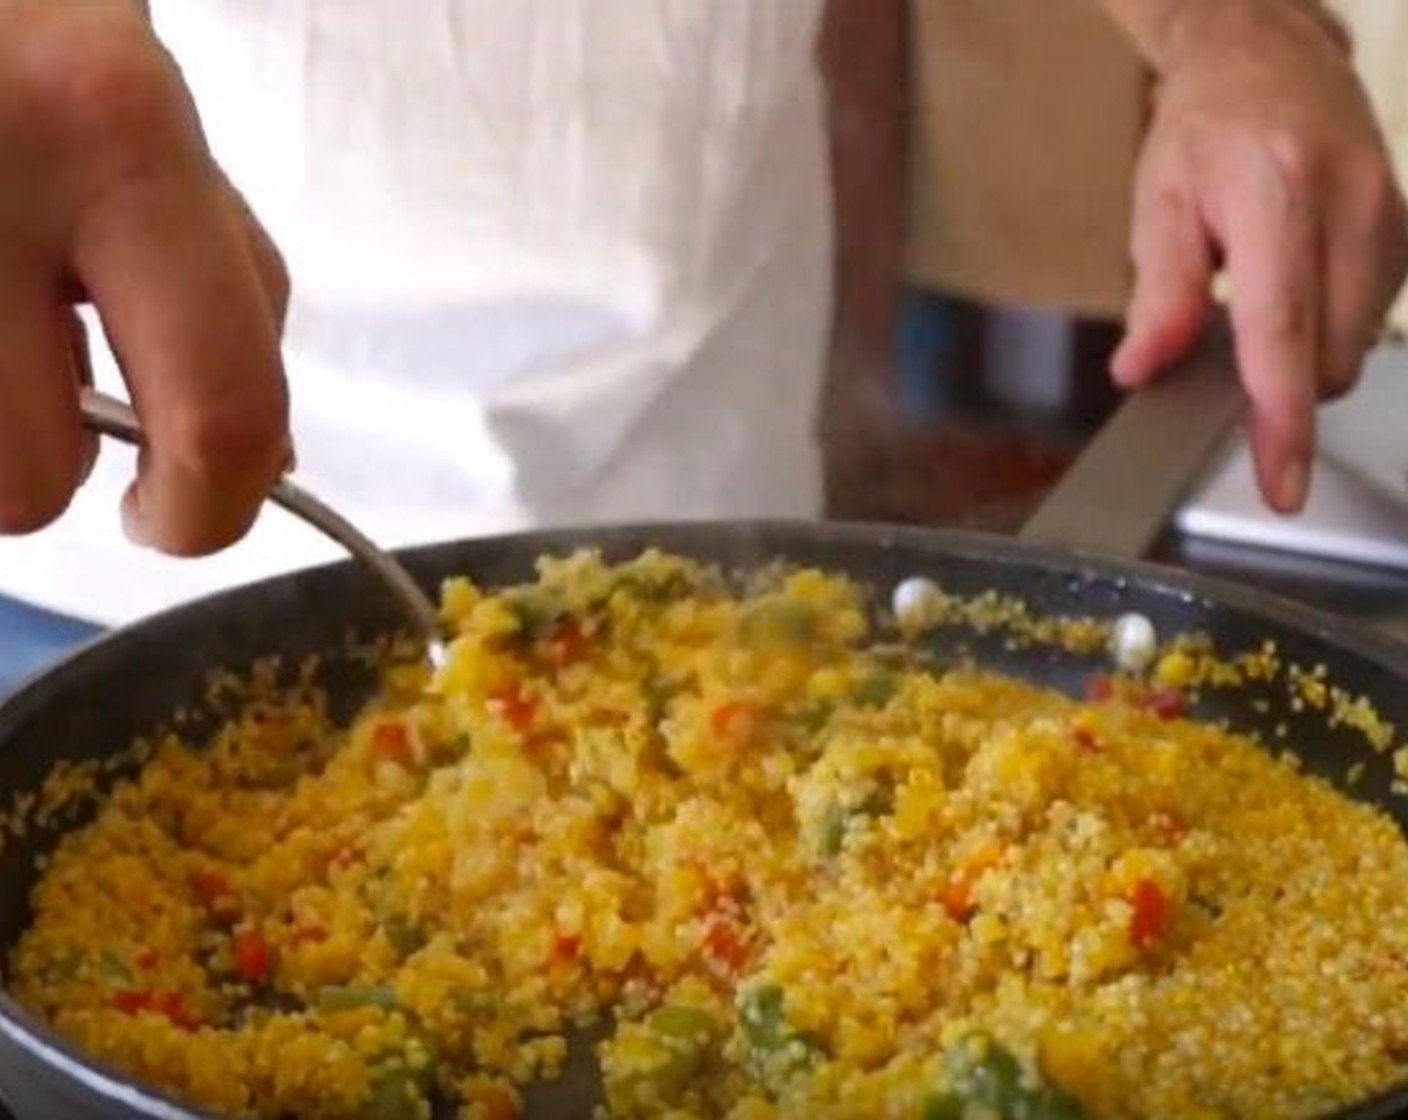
[905,0,1148,318]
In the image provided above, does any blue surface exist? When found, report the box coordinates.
[896,290,961,417]
[0,595,101,697]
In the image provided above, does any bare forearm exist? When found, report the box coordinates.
[1097,0,1349,72]
[820,0,906,366]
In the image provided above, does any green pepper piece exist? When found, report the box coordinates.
[858,783,895,818]
[382,915,425,958]
[402,1028,440,1093]
[616,569,691,603]
[448,988,491,1016]
[356,1065,426,1120]
[819,808,848,857]
[643,675,682,725]
[739,985,788,1052]
[1032,1088,1087,1120]
[43,953,82,983]
[503,590,563,639]
[922,1033,1087,1120]
[793,699,835,735]
[852,672,897,709]
[40,950,125,985]
[626,1004,718,1103]
[739,600,816,648]
[315,984,400,1013]
[737,985,822,1081]
[649,1004,716,1044]
[96,953,135,985]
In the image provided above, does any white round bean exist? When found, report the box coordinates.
[893,576,942,628]
[1111,612,1158,673]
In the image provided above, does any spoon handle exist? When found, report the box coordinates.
[79,388,447,669]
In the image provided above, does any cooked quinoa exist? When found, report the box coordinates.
[10,549,1408,1119]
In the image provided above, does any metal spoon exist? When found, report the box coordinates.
[79,388,448,670]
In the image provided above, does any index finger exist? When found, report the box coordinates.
[1221,148,1321,514]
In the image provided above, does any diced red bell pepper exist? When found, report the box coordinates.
[371,719,414,766]
[941,878,975,922]
[549,931,581,966]
[702,918,749,973]
[711,700,760,741]
[584,708,626,729]
[544,617,590,666]
[188,868,229,907]
[232,929,272,984]
[187,868,239,923]
[114,989,194,1030]
[327,845,363,873]
[940,844,1004,921]
[1146,687,1185,721]
[1072,725,1100,754]
[492,685,538,733]
[1084,674,1115,702]
[698,870,748,916]
[1129,876,1168,949]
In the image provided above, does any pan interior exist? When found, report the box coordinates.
[0,522,1405,1120]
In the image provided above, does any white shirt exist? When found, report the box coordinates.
[0,0,831,625]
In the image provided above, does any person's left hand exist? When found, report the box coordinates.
[1110,0,1408,513]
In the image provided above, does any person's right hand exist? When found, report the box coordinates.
[0,0,290,555]
[1106,0,1408,514]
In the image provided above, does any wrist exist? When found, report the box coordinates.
[1113,0,1350,76]
[1158,0,1232,73]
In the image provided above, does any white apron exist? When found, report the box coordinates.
[0,0,831,624]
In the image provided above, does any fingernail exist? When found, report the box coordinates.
[121,489,153,549]
[1278,458,1309,513]
[1110,349,1128,380]
[1110,337,1138,386]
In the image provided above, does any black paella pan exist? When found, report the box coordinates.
[0,340,1405,1119]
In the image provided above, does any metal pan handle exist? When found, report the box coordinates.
[1018,313,1246,560]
